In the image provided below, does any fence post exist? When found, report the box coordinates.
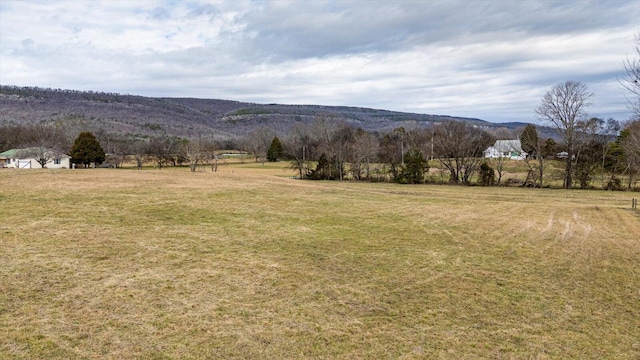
[633,198,637,210]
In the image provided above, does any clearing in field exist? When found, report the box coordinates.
[1,165,639,359]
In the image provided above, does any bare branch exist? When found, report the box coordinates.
[535,80,593,188]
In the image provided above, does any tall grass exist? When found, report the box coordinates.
[1,166,638,359]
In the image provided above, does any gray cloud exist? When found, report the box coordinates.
[0,0,638,123]
[237,0,637,61]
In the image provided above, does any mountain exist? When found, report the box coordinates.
[1,85,533,139]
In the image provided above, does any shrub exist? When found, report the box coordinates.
[607,177,623,191]
[478,162,496,186]
[307,153,340,180]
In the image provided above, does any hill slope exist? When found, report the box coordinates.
[1,85,531,139]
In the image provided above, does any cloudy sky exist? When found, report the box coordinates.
[1,0,638,123]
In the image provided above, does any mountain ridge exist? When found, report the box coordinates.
[1,85,533,139]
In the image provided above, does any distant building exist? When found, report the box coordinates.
[0,148,71,169]
[556,151,575,160]
[484,140,527,160]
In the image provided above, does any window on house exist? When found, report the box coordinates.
[6,159,10,164]
[54,158,60,165]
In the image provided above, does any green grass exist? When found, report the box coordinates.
[1,167,639,359]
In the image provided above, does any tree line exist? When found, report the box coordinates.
[2,114,639,189]
[247,114,640,190]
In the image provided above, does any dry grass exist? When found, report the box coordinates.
[1,164,639,359]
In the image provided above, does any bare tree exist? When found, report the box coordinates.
[283,124,316,179]
[128,139,148,170]
[147,136,178,169]
[602,137,625,190]
[312,115,339,156]
[198,138,219,172]
[621,32,640,120]
[329,123,355,181]
[95,130,128,168]
[0,125,28,150]
[493,155,509,186]
[244,127,275,164]
[393,127,407,165]
[519,124,546,187]
[621,120,640,189]
[433,121,494,185]
[52,114,89,150]
[570,118,608,189]
[490,127,519,141]
[404,127,432,160]
[349,128,379,180]
[308,115,350,179]
[180,138,209,172]
[535,80,593,189]
[8,124,65,151]
[575,120,611,189]
[378,130,403,177]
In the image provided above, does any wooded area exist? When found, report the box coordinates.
[1,115,639,189]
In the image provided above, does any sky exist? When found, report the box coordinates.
[1,0,639,124]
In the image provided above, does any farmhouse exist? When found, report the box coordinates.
[484,140,527,160]
[0,148,71,169]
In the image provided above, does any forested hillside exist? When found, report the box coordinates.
[0,85,528,139]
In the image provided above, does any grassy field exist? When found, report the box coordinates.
[1,164,639,359]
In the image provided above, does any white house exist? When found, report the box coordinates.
[484,140,527,161]
[0,148,71,169]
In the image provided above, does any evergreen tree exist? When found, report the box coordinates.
[478,162,496,186]
[266,136,283,162]
[574,141,602,189]
[69,132,105,167]
[520,124,539,156]
[396,149,428,184]
[604,130,627,188]
[307,153,339,180]
[543,138,557,158]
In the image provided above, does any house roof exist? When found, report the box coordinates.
[492,140,524,153]
[0,148,70,159]
[0,149,18,158]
